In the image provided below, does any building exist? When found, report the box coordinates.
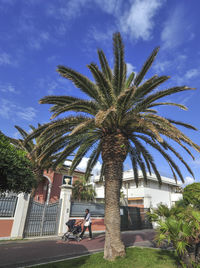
[93,169,183,208]
[34,166,85,203]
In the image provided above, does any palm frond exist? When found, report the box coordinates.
[14,125,28,139]
[85,143,102,180]
[136,134,185,182]
[50,101,98,119]
[134,86,195,113]
[134,75,169,102]
[167,119,197,130]
[97,49,113,81]
[148,102,188,111]
[134,47,159,86]
[128,146,139,187]
[113,32,126,96]
[161,140,195,178]
[57,65,102,102]
[69,135,99,174]
[69,119,95,136]
[52,138,85,168]
[87,63,114,106]
[125,72,135,88]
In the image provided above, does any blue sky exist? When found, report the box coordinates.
[1,0,200,184]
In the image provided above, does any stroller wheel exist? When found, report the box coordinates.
[62,234,68,242]
[76,236,81,242]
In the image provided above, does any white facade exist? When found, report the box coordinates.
[93,170,182,209]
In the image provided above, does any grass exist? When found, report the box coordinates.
[35,247,179,268]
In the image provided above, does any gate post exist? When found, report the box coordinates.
[58,184,73,236]
[11,193,30,239]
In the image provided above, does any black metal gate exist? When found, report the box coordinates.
[120,207,152,231]
[23,199,61,237]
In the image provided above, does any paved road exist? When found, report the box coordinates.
[0,229,155,268]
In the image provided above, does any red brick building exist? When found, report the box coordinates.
[34,167,85,203]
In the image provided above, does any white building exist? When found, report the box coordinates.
[93,170,183,209]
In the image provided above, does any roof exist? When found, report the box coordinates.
[94,169,182,186]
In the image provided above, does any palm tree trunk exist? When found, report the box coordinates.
[102,133,128,260]
[104,159,125,260]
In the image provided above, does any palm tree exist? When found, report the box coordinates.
[149,204,200,266]
[7,125,60,198]
[72,177,96,201]
[26,33,200,260]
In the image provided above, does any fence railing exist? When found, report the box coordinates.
[0,195,18,217]
[70,202,152,231]
[70,201,105,217]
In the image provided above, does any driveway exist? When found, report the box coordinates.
[0,229,155,268]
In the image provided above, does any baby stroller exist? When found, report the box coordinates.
[62,219,82,242]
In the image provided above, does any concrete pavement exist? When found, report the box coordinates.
[0,229,155,268]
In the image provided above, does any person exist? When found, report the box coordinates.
[79,209,92,240]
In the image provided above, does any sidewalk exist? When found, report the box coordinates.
[0,229,155,268]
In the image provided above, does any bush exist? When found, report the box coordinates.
[183,183,200,210]
[0,132,36,193]
[149,204,200,267]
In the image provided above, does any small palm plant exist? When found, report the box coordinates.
[72,177,96,201]
[26,32,200,260]
[149,204,200,267]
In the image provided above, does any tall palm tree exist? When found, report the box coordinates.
[26,33,200,260]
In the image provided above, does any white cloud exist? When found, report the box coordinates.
[46,0,164,43]
[0,0,15,4]
[171,67,200,87]
[28,32,50,50]
[120,0,163,40]
[37,76,72,95]
[77,157,102,176]
[185,69,200,80]
[0,98,36,121]
[0,83,16,93]
[191,157,200,167]
[126,62,136,76]
[47,0,89,21]
[153,53,188,81]
[0,52,12,65]
[182,176,195,187]
[161,6,194,49]
[17,107,36,121]
[65,157,102,178]
[0,99,14,119]
[153,59,171,73]
[94,0,121,15]
[89,27,114,43]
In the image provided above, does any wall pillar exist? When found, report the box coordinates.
[58,184,73,236]
[10,193,30,239]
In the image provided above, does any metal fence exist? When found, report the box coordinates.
[70,201,105,217]
[0,195,18,217]
[120,207,152,231]
[70,202,152,231]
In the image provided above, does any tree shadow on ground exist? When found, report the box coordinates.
[121,229,156,247]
